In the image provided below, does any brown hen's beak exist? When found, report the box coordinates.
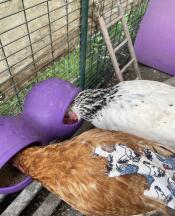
[10,156,25,173]
[12,162,25,173]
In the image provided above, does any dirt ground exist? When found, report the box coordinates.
[104,64,171,87]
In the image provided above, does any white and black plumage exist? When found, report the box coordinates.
[70,80,175,150]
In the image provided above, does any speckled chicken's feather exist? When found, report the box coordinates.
[72,80,175,149]
[13,129,173,216]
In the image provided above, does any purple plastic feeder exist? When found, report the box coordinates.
[0,78,82,194]
[134,0,175,76]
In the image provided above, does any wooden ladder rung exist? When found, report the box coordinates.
[106,16,122,29]
[99,3,141,81]
[32,193,61,216]
[114,39,128,53]
[1,182,42,216]
[121,59,135,74]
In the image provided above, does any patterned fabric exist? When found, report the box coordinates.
[95,144,175,209]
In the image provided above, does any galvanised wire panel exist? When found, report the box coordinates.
[0,0,80,115]
[0,0,148,115]
[85,0,148,88]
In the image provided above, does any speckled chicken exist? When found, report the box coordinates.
[70,80,175,150]
[12,129,175,216]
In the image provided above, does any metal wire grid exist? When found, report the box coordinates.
[85,0,148,88]
[0,0,11,4]
[0,0,80,115]
[0,0,148,115]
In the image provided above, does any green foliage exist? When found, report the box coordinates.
[0,48,80,115]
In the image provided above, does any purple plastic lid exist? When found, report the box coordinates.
[0,78,82,194]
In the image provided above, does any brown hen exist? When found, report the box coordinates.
[12,129,175,216]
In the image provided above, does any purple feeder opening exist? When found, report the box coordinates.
[0,78,82,194]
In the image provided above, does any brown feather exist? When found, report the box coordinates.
[12,129,174,216]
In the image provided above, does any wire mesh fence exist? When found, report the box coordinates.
[0,0,148,115]
[85,0,148,88]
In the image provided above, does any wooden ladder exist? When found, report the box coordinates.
[98,3,141,82]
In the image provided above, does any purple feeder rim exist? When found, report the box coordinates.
[0,177,32,194]
[0,78,82,194]
[0,115,43,194]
